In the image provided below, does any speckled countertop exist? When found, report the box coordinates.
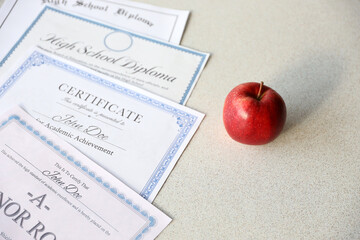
[1,0,360,239]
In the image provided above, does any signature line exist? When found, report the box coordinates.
[32,109,126,151]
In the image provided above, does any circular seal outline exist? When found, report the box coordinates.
[104,30,133,52]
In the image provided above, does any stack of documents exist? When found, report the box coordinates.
[0,0,209,239]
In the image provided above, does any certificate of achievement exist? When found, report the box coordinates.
[0,6,208,104]
[0,49,204,202]
[0,0,189,44]
[0,107,171,240]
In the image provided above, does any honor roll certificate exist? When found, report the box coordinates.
[0,50,204,202]
[0,6,208,104]
[0,107,171,240]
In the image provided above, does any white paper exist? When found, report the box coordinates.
[0,0,14,26]
[0,49,204,202]
[0,6,208,104]
[0,107,171,240]
[0,0,189,45]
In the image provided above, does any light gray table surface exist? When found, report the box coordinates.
[1,0,360,239]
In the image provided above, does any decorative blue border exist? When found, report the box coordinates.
[1,115,155,240]
[0,51,199,200]
[0,6,208,105]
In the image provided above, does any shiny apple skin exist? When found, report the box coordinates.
[223,82,286,145]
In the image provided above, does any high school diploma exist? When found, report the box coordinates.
[0,0,189,44]
[0,6,208,104]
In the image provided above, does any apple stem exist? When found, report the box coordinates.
[257,81,264,100]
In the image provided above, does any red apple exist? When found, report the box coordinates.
[223,82,286,145]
